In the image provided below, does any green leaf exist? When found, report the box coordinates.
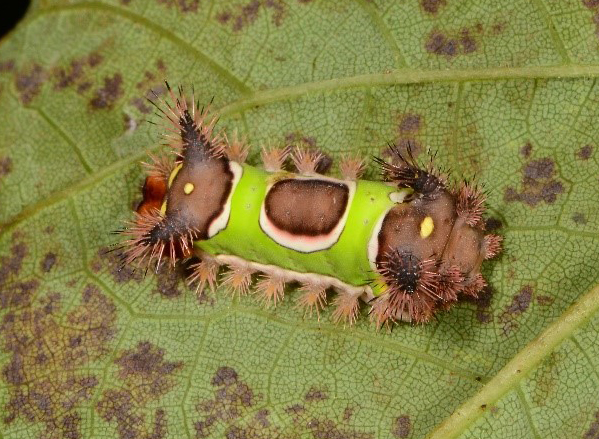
[1,0,599,438]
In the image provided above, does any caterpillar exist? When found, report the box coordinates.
[119,83,502,326]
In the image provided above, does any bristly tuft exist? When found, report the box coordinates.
[437,265,464,302]
[461,273,487,297]
[483,234,503,260]
[339,154,366,180]
[261,144,291,172]
[119,208,197,271]
[188,258,220,293]
[296,281,327,318]
[221,262,254,297]
[148,81,224,161]
[142,153,175,181]
[374,144,446,196]
[374,250,441,324]
[255,273,286,307]
[456,182,486,226]
[331,290,361,326]
[223,129,250,163]
[291,146,325,174]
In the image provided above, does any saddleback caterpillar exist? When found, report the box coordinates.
[119,83,502,327]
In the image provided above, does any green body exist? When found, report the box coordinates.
[195,164,397,287]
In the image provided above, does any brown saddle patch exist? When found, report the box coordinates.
[264,179,349,236]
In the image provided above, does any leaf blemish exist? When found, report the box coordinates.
[216,0,288,32]
[520,142,532,158]
[420,0,447,16]
[572,212,587,225]
[576,144,593,160]
[304,385,329,401]
[90,73,124,110]
[583,411,599,439]
[462,285,494,323]
[94,247,143,284]
[157,0,200,13]
[392,414,412,438]
[504,157,565,207]
[96,341,183,439]
[0,59,15,72]
[0,156,12,178]
[41,252,57,273]
[52,51,104,91]
[2,285,117,439]
[425,28,478,57]
[582,0,599,37]
[15,63,46,104]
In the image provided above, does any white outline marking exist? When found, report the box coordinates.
[207,161,243,238]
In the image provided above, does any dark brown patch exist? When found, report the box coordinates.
[155,265,183,298]
[307,419,374,439]
[285,131,317,149]
[577,145,593,160]
[584,411,599,439]
[41,252,57,273]
[2,285,116,438]
[425,28,479,57]
[343,406,354,421]
[97,341,183,439]
[194,366,256,438]
[572,212,587,224]
[304,385,329,402]
[462,286,494,323]
[392,415,412,438]
[504,157,564,207]
[131,63,167,115]
[0,156,13,177]
[217,0,288,32]
[399,114,421,133]
[520,142,532,158]
[505,285,533,315]
[0,59,14,72]
[156,0,199,12]
[95,247,144,284]
[583,0,599,38]
[536,295,554,306]
[420,0,446,15]
[484,217,502,232]
[264,179,349,237]
[90,73,124,110]
[15,63,45,104]
[52,52,104,91]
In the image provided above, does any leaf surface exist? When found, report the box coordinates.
[1,1,599,438]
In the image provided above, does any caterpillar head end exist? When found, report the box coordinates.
[373,150,502,325]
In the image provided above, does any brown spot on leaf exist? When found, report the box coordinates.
[307,418,374,439]
[572,212,587,224]
[484,217,502,232]
[504,157,564,207]
[131,67,167,114]
[15,64,45,104]
[0,156,13,177]
[304,385,329,402]
[0,59,15,72]
[2,285,116,439]
[155,264,185,298]
[584,411,599,439]
[156,0,199,12]
[399,113,421,133]
[41,252,57,273]
[217,0,287,32]
[96,341,183,439]
[536,295,554,306]
[90,73,124,110]
[392,415,412,438]
[583,0,599,38]
[52,52,104,91]
[425,28,478,57]
[520,142,532,158]
[505,285,533,315]
[95,247,144,284]
[462,286,494,323]
[420,0,446,15]
[577,145,593,160]
[195,366,256,438]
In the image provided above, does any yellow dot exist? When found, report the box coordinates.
[184,182,195,195]
[420,216,434,238]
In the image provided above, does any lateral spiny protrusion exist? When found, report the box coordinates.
[261,144,291,172]
[296,281,328,318]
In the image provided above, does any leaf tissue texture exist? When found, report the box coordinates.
[1,0,599,438]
